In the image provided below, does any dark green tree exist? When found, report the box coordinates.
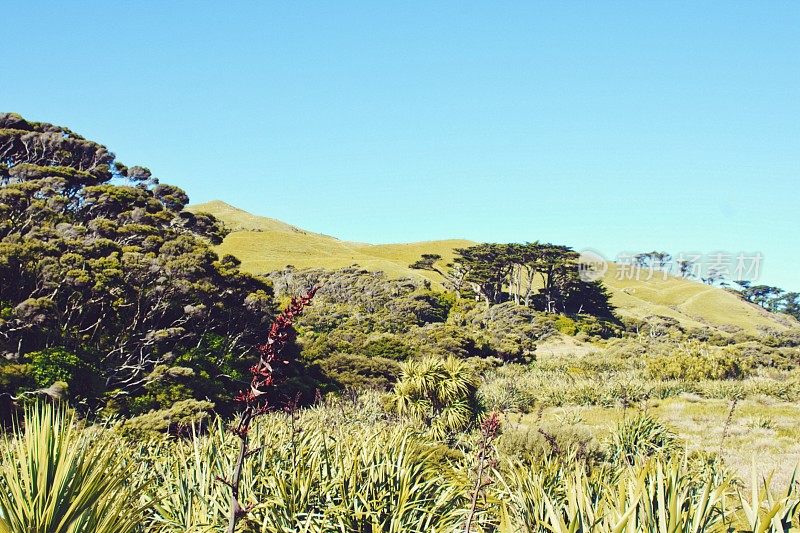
[0,113,275,413]
[413,242,614,317]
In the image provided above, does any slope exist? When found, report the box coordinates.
[189,201,794,335]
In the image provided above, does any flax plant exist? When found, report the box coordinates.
[0,403,148,533]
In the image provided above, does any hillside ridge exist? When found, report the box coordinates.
[188,200,794,335]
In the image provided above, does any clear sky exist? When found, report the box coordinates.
[4,1,799,289]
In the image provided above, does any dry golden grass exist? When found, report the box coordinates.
[189,200,794,335]
[517,396,800,491]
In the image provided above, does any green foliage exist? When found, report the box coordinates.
[497,423,602,466]
[479,364,539,412]
[410,323,487,359]
[390,355,481,439]
[317,353,400,390]
[554,315,577,335]
[274,268,549,400]
[361,333,415,360]
[407,289,454,323]
[0,403,149,532]
[0,363,34,392]
[470,302,543,361]
[609,412,678,465]
[0,113,276,411]
[27,347,86,389]
[127,334,249,417]
[646,351,749,381]
[117,399,215,439]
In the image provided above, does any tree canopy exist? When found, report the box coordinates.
[411,242,615,317]
[0,113,275,415]
[734,281,799,320]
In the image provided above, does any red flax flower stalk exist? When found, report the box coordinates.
[465,412,501,533]
[221,287,317,533]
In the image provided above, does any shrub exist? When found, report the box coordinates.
[27,347,84,387]
[646,352,748,381]
[609,412,678,464]
[390,355,482,439]
[404,289,454,324]
[130,365,199,415]
[554,315,577,335]
[318,353,400,390]
[496,423,601,465]
[0,363,34,393]
[117,399,215,439]
[362,333,415,360]
[411,323,486,359]
[574,314,623,338]
[479,368,537,412]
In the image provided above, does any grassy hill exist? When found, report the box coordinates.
[190,201,471,286]
[190,200,794,335]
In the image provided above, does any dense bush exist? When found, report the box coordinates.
[275,268,554,395]
[117,398,215,439]
[0,363,33,393]
[497,422,602,465]
[646,351,748,381]
[27,347,85,388]
[361,333,415,360]
[317,352,400,390]
[0,114,276,413]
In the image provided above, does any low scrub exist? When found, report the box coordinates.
[2,401,800,531]
[646,351,749,381]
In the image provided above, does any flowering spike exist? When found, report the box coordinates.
[235,287,318,406]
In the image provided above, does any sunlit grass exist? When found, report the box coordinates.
[188,201,795,335]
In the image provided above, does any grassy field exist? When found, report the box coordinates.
[190,200,794,335]
[487,333,800,491]
[513,397,800,491]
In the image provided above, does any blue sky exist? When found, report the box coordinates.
[4,1,799,289]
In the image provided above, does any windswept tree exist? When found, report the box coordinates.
[734,281,795,315]
[0,113,275,414]
[677,258,695,278]
[454,244,515,305]
[776,292,800,320]
[412,242,614,317]
[703,267,725,286]
[746,285,784,310]
[410,253,469,297]
[635,251,673,272]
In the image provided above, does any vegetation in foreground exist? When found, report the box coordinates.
[2,113,800,530]
[2,398,800,532]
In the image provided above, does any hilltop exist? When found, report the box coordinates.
[189,200,795,335]
[189,200,472,286]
